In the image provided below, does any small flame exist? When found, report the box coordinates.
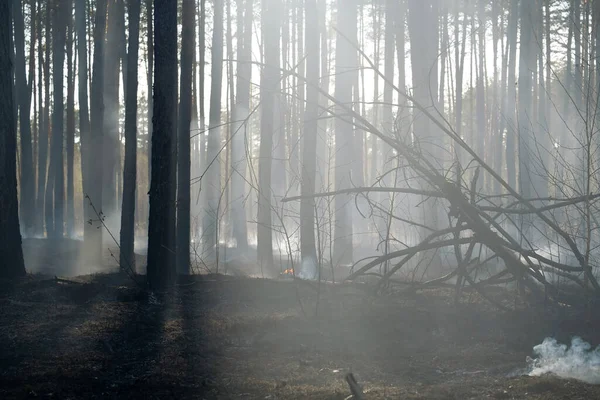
[283,268,294,275]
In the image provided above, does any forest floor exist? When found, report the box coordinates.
[1,239,600,399]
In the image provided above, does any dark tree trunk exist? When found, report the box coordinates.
[146,0,153,188]
[146,0,178,291]
[43,0,53,237]
[177,0,194,275]
[48,0,68,238]
[120,0,140,273]
[36,0,49,236]
[13,0,35,236]
[76,0,92,246]
[88,0,108,265]
[66,0,75,237]
[0,0,26,278]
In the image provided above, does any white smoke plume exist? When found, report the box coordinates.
[297,256,317,280]
[526,337,600,384]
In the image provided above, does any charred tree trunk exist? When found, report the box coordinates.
[120,0,140,273]
[48,0,68,238]
[88,0,107,265]
[147,0,178,290]
[36,0,50,236]
[177,0,194,274]
[13,0,35,236]
[66,0,75,237]
[0,0,26,278]
[76,0,92,246]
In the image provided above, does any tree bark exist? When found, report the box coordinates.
[76,0,92,246]
[66,0,76,237]
[300,0,319,265]
[120,0,140,273]
[0,0,26,279]
[48,0,68,238]
[147,0,178,290]
[13,0,35,236]
[88,0,108,265]
[204,0,224,259]
[177,0,194,274]
[257,0,279,270]
[231,0,252,252]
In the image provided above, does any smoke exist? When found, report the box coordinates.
[297,256,317,280]
[526,337,600,384]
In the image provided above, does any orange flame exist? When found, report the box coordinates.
[283,268,294,275]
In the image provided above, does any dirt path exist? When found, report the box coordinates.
[0,272,599,399]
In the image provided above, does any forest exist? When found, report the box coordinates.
[2,0,600,398]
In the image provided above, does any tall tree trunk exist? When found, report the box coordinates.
[408,0,440,229]
[77,0,92,246]
[476,0,486,182]
[0,0,26,278]
[198,0,206,178]
[506,0,518,190]
[48,0,68,238]
[333,0,356,266]
[88,0,107,265]
[66,0,76,237]
[231,0,252,252]
[120,0,140,273]
[300,0,319,266]
[13,0,35,236]
[177,0,194,274]
[518,0,535,201]
[146,0,153,202]
[147,0,177,290]
[204,0,223,258]
[43,0,53,237]
[257,0,279,270]
[103,0,123,233]
[36,0,49,236]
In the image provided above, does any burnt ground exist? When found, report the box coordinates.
[0,239,599,399]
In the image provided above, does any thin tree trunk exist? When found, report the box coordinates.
[66,0,76,237]
[204,0,224,258]
[300,0,319,266]
[13,0,35,236]
[231,0,252,251]
[333,0,356,266]
[43,0,53,237]
[36,0,48,235]
[506,0,518,190]
[88,0,108,265]
[48,0,68,238]
[120,0,140,273]
[103,0,123,232]
[177,0,194,274]
[77,0,92,246]
[257,0,278,270]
